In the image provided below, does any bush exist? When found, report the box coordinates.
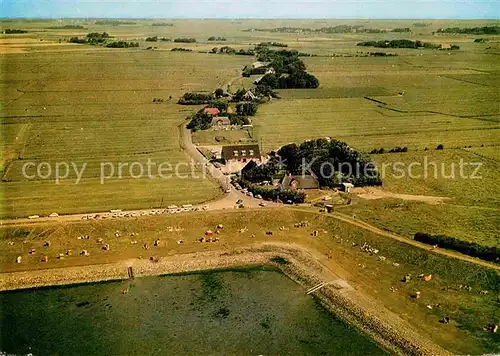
[178,92,214,105]
[145,36,158,42]
[436,144,444,150]
[173,38,196,43]
[414,233,499,263]
[4,29,28,34]
[208,36,226,41]
[106,41,139,48]
[239,179,306,203]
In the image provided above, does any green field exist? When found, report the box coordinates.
[1,49,251,217]
[371,150,500,207]
[1,18,499,222]
[343,199,499,247]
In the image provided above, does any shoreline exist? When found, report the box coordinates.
[0,242,450,356]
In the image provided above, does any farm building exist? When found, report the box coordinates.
[241,160,259,175]
[341,182,354,193]
[252,61,268,69]
[222,144,261,163]
[221,144,261,173]
[253,76,264,85]
[440,43,451,50]
[280,174,319,191]
[242,90,257,101]
[203,107,220,116]
[211,116,231,130]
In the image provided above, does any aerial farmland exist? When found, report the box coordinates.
[0,16,499,355]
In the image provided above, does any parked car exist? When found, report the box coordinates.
[259,202,267,207]
[236,199,243,205]
[255,194,262,199]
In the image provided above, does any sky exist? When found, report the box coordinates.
[1,0,499,19]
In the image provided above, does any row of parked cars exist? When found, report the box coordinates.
[233,183,264,200]
[79,204,208,220]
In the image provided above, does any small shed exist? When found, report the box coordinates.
[341,182,354,193]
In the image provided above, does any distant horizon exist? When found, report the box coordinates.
[1,17,500,20]
[2,0,499,20]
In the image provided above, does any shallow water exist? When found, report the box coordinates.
[0,267,386,355]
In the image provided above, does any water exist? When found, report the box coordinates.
[0,267,385,355]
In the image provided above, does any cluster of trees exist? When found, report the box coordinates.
[95,20,136,25]
[151,22,173,27]
[474,38,489,43]
[186,105,250,132]
[69,32,110,45]
[259,70,319,89]
[241,160,279,183]
[256,41,288,48]
[236,102,258,116]
[242,66,267,76]
[276,139,382,187]
[357,39,440,49]
[178,92,214,105]
[391,28,411,32]
[208,36,227,41]
[413,23,429,27]
[173,38,196,43]
[244,25,401,34]
[230,86,278,102]
[253,49,319,89]
[359,28,387,33]
[369,147,408,154]
[4,29,28,34]
[210,46,254,55]
[186,112,213,131]
[145,36,172,42]
[243,138,381,188]
[436,26,500,35]
[414,233,499,263]
[47,25,85,29]
[106,41,139,48]
[367,52,399,57]
[171,47,192,52]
